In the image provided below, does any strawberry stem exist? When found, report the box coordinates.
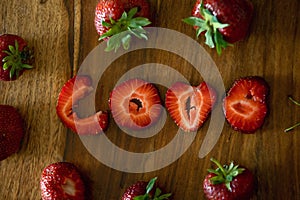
[2,40,33,79]
[133,177,172,200]
[208,158,244,191]
[182,1,232,55]
[99,7,151,52]
[284,96,300,132]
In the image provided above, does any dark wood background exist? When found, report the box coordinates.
[0,0,299,199]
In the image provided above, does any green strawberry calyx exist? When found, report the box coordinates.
[208,158,245,191]
[99,7,151,52]
[133,177,172,200]
[284,96,300,132]
[182,1,232,55]
[2,40,33,79]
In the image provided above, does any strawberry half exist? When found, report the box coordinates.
[223,76,269,133]
[165,82,217,132]
[121,177,172,200]
[40,162,85,200]
[56,75,108,135]
[0,34,33,81]
[94,0,151,51]
[109,79,162,130]
[203,158,255,200]
[0,105,24,161]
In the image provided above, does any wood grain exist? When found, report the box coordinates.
[0,0,299,199]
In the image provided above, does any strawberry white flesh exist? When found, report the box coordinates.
[165,82,217,132]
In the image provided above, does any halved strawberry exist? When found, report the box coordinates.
[223,76,269,133]
[56,75,108,135]
[40,162,85,200]
[109,79,162,130]
[165,82,217,132]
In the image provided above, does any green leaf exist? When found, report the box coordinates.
[146,177,157,194]
[205,30,215,48]
[8,45,15,54]
[121,34,132,50]
[129,17,151,28]
[196,27,206,38]
[120,11,128,21]
[182,17,206,27]
[158,193,172,200]
[102,21,111,27]
[128,7,138,19]
[3,62,9,70]
[9,65,15,78]
[22,64,33,69]
[154,188,162,197]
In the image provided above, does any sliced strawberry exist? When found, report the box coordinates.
[165,82,217,132]
[40,162,85,200]
[223,76,269,133]
[56,75,108,135]
[109,79,162,130]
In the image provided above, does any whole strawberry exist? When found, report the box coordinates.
[122,177,171,200]
[40,162,85,200]
[203,158,255,200]
[183,0,254,54]
[0,34,33,81]
[94,0,151,51]
[0,105,24,161]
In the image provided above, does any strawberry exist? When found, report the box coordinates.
[0,34,33,81]
[109,79,162,130]
[183,0,254,54]
[203,158,255,200]
[94,0,151,51]
[122,177,171,200]
[0,105,24,161]
[56,75,108,135]
[40,162,85,200]
[165,82,217,132]
[223,76,269,133]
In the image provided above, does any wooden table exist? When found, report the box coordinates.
[0,0,299,199]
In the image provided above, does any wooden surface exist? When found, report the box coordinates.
[0,0,299,199]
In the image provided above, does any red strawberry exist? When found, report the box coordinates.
[109,79,162,130]
[203,158,255,200]
[223,76,269,133]
[165,82,217,132]
[183,0,253,54]
[56,75,108,135]
[0,105,24,161]
[40,162,85,200]
[0,34,33,81]
[122,177,171,200]
[94,0,151,51]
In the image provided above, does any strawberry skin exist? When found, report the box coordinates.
[56,75,108,135]
[0,34,33,81]
[223,76,269,133]
[0,105,24,161]
[192,0,254,43]
[165,82,217,132]
[123,0,151,18]
[94,0,124,36]
[109,79,162,130]
[40,162,85,200]
[122,181,148,200]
